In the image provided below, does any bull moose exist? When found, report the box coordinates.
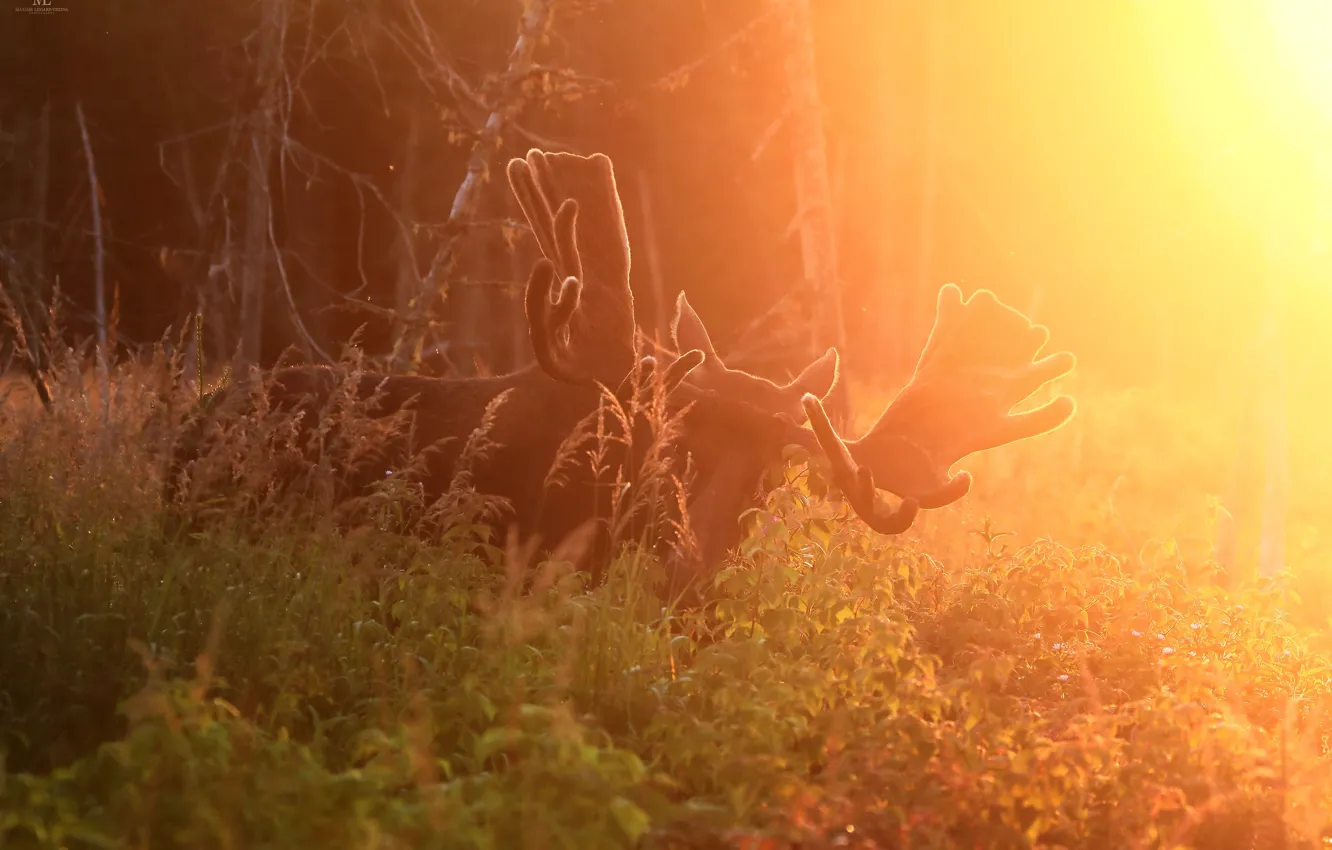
[169,148,1077,600]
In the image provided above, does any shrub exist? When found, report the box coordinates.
[1,354,1329,849]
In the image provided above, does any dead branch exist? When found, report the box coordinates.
[268,194,334,364]
[75,101,110,423]
[380,5,569,152]
[0,282,52,412]
[646,6,781,97]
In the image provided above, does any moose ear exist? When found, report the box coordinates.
[670,292,718,357]
[787,347,840,400]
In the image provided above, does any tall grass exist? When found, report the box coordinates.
[1,339,1329,849]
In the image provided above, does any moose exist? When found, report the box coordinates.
[169,148,1077,599]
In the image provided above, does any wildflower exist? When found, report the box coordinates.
[1058,674,1070,682]
[1157,634,1166,641]
[1053,643,1063,650]
[1162,647,1175,655]
[1131,630,1141,637]
[1190,623,1200,630]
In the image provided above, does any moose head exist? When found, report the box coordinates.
[643,283,1077,599]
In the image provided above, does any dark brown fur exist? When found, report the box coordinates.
[166,328,829,596]
[172,363,598,532]
[170,149,1081,605]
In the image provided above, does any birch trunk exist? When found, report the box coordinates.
[74,102,109,422]
[508,196,529,370]
[394,105,422,342]
[784,0,849,422]
[913,0,945,372]
[393,0,552,370]
[635,168,669,342]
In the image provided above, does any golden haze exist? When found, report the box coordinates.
[831,1,1331,601]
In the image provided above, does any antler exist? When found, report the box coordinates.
[613,349,707,403]
[656,290,841,422]
[663,289,922,533]
[801,393,920,533]
[521,196,706,403]
[803,283,1078,510]
[507,149,637,386]
[523,198,594,387]
[508,149,841,419]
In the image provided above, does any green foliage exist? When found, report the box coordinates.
[2,365,1330,849]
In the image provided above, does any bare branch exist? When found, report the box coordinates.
[627,6,781,104]
[267,195,334,365]
[391,0,559,370]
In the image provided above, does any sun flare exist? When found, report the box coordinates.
[1268,0,1332,117]
[1137,0,1332,309]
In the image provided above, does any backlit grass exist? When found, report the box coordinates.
[1,349,1329,849]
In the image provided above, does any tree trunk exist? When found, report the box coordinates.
[32,96,49,309]
[394,104,422,344]
[170,111,242,372]
[237,0,285,372]
[507,194,530,371]
[75,102,109,421]
[456,193,492,376]
[913,0,946,373]
[393,0,554,371]
[784,0,849,423]
[635,168,669,343]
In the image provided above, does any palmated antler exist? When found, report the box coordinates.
[667,290,841,423]
[804,283,1078,511]
[521,200,706,401]
[508,149,841,418]
[801,393,920,534]
[507,149,637,386]
[522,200,593,387]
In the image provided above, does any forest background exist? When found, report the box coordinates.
[1,0,1329,582]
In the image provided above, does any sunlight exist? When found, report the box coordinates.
[1269,0,1332,117]
[13,2,1332,839]
[1203,0,1332,136]
[1146,1,1332,209]
[1137,0,1332,318]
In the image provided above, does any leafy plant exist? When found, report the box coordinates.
[1,353,1330,848]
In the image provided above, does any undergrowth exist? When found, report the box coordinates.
[0,342,1329,849]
